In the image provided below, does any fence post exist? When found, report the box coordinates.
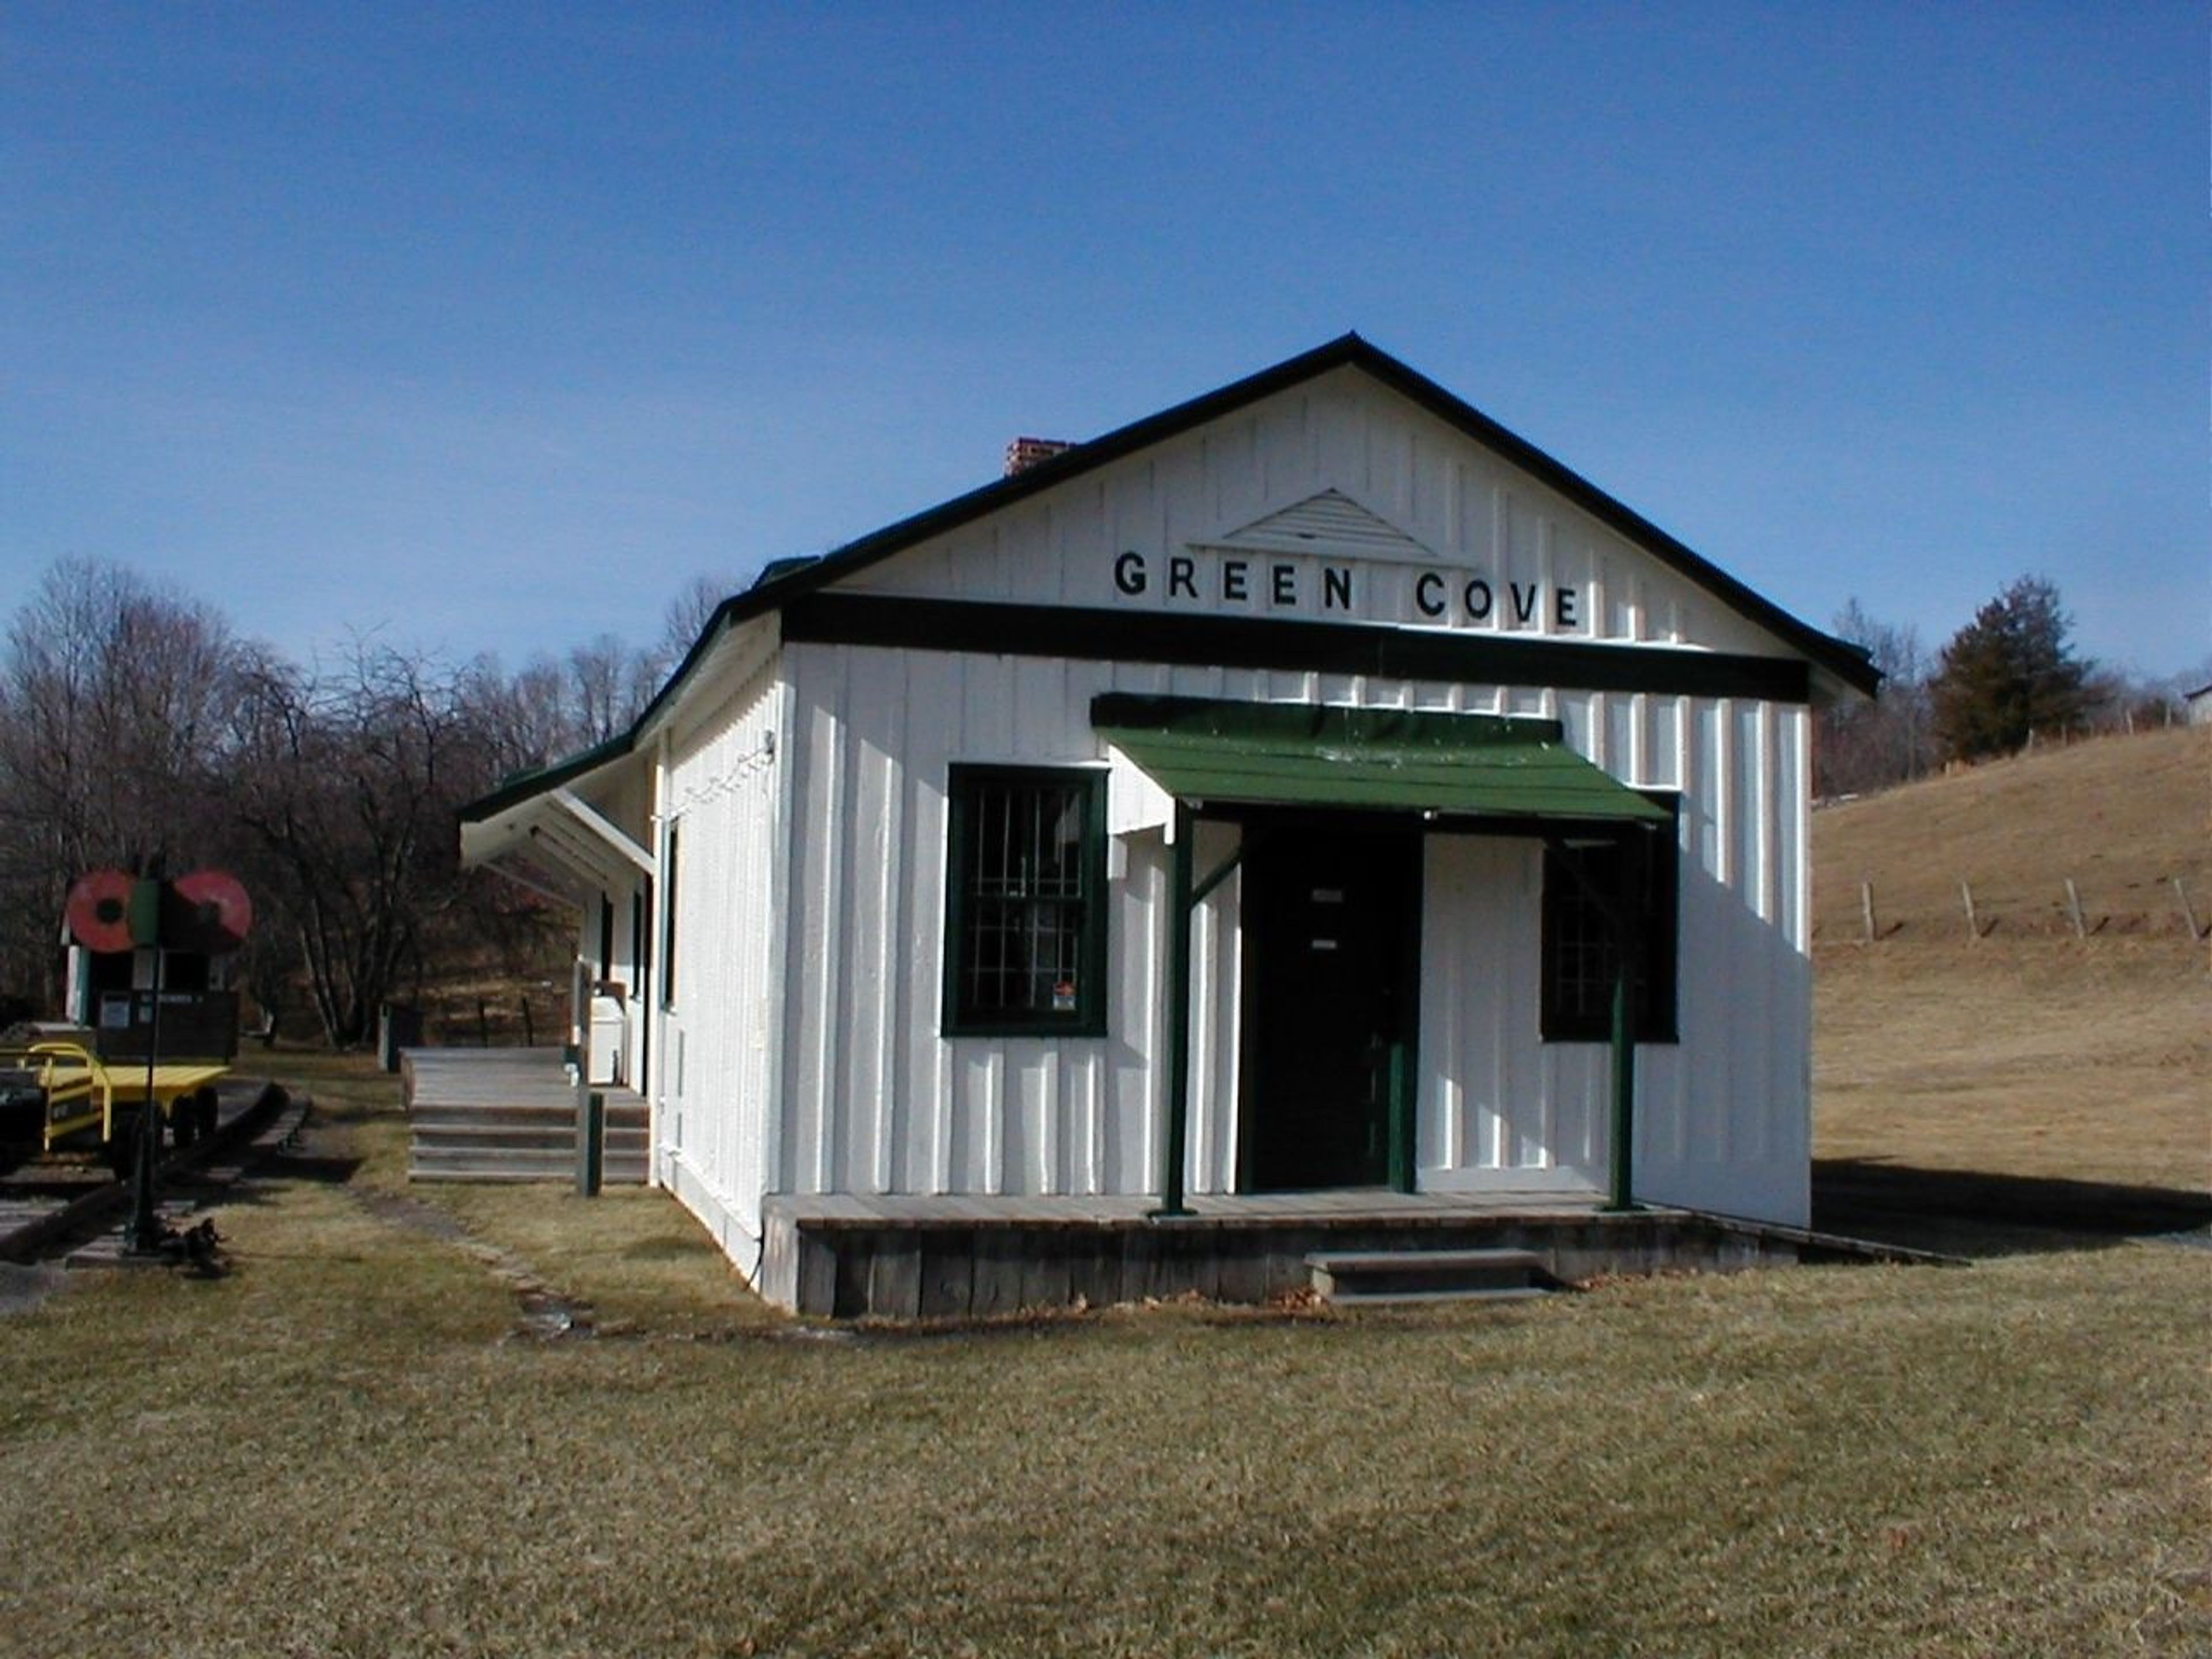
[1861,880,1878,945]
[1960,880,1980,944]
[2175,876,2204,941]
[2064,879,2087,940]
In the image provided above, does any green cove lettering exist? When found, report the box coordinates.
[1111,550,1581,630]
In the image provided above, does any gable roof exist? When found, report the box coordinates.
[687,334,1873,692]
[465,335,1877,822]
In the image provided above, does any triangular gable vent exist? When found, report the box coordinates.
[1214,488,1438,560]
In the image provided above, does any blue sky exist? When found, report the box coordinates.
[4,3,2205,681]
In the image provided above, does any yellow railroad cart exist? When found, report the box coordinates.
[0,1039,228,1162]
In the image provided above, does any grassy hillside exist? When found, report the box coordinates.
[1812,724,2209,941]
[1810,726,2210,1226]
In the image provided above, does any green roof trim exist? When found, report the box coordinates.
[459,729,631,825]
[1090,694,1673,824]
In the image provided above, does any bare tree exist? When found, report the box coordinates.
[566,634,641,746]
[0,557,690,1040]
[226,643,500,1047]
[657,572,737,673]
[461,652,577,777]
[0,559,247,1005]
[1815,598,1933,797]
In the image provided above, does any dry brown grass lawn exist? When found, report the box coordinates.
[0,1036,2205,1654]
[0,730,2205,1656]
[1816,937,2209,1194]
[1,1073,2205,1658]
[1812,726,2210,1224]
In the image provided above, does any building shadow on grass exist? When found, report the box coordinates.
[1813,1158,2212,1260]
[260,1150,365,1185]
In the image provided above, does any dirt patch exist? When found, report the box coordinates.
[0,1261,69,1316]
[352,1187,597,1340]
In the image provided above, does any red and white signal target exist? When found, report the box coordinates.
[172,869,253,952]
[63,869,136,953]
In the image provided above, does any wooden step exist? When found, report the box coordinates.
[408,1104,577,1131]
[1306,1247,1552,1304]
[411,1123,649,1152]
[403,1050,651,1187]
[407,1164,569,1184]
[407,1102,650,1128]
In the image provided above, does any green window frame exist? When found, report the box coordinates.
[942,765,1109,1037]
[1540,793,1680,1044]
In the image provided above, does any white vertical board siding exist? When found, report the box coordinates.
[772,643,1809,1222]
[781,643,1156,1199]
[657,661,782,1255]
[776,645,1331,1201]
[1414,692,1809,1219]
[726,364,1820,1224]
[1187,817,1244,1195]
[1627,698,1812,1225]
[1417,835,1585,1190]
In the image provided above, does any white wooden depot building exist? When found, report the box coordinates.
[460,336,1878,1312]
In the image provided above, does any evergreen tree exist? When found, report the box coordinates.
[1930,576,2091,762]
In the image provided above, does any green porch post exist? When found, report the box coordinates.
[1606,965,1638,1211]
[1605,834,1645,1213]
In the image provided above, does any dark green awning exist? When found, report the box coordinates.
[1092,694,1671,825]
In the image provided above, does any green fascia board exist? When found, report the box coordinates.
[1093,694,1670,825]
[1091,692,1566,751]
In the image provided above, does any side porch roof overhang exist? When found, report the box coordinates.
[1090,694,1672,827]
[459,741,655,907]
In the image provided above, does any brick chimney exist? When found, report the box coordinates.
[1003,436,1075,477]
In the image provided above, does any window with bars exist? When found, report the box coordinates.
[943,766,1108,1036]
[1540,797,1680,1043]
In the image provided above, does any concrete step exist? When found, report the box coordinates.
[1306,1247,1552,1304]
[1312,1286,1554,1308]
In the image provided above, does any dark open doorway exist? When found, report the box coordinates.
[1237,815,1421,1192]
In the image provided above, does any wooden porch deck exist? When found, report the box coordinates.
[757,1188,1916,1319]
[772,1187,1614,1226]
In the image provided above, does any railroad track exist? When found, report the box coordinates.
[0,1079,298,1265]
